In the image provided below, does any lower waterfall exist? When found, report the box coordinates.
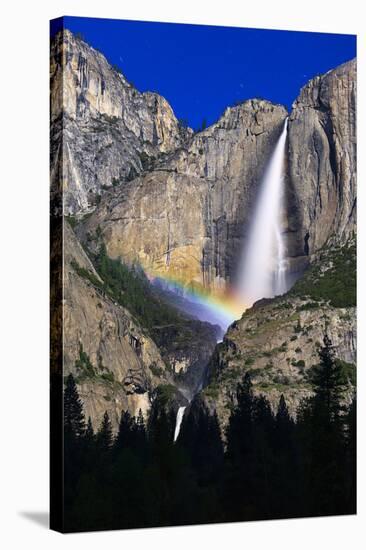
[174,406,186,442]
[237,118,289,307]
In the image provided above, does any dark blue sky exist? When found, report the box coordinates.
[51,16,356,129]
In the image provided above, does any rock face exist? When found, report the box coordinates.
[50,29,191,214]
[286,60,356,264]
[203,294,356,429]
[202,240,357,430]
[63,221,175,431]
[150,319,220,398]
[81,171,210,289]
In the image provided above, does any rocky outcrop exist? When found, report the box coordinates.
[202,242,357,430]
[150,319,220,398]
[50,29,191,214]
[203,297,356,430]
[286,59,356,264]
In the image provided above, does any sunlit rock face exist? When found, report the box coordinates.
[81,171,208,289]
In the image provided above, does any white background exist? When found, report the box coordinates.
[0,0,364,548]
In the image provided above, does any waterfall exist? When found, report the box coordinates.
[274,222,289,296]
[173,406,186,442]
[237,119,289,306]
[170,122,288,444]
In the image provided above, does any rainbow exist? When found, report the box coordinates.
[146,270,248,331]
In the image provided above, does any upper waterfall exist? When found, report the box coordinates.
[237,119,289,307]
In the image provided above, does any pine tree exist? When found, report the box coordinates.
[224,373,273,521]
[136,409,145,434]
[295,336,349,516]
[276,394,290,424]
[64,373,85,439]
[63,374,86,519]
[209,411,224,459]
[273,395,298,517]
[114,410,135,452]
[344,396,356,513]
[275,394,294,446]
[226,372,254,459]
[97,411,113,452]
[251,395,276,518]
[178,400,223,485]
[147,400,174,450]
[85,416,94,442]
[81,416,96,473]
[134,409,147,453]
[206,410,224,480]
[253,394,274,427]
[310,335,346,420]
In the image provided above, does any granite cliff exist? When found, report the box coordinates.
[286,59,356,267]
[50,29,191,215]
